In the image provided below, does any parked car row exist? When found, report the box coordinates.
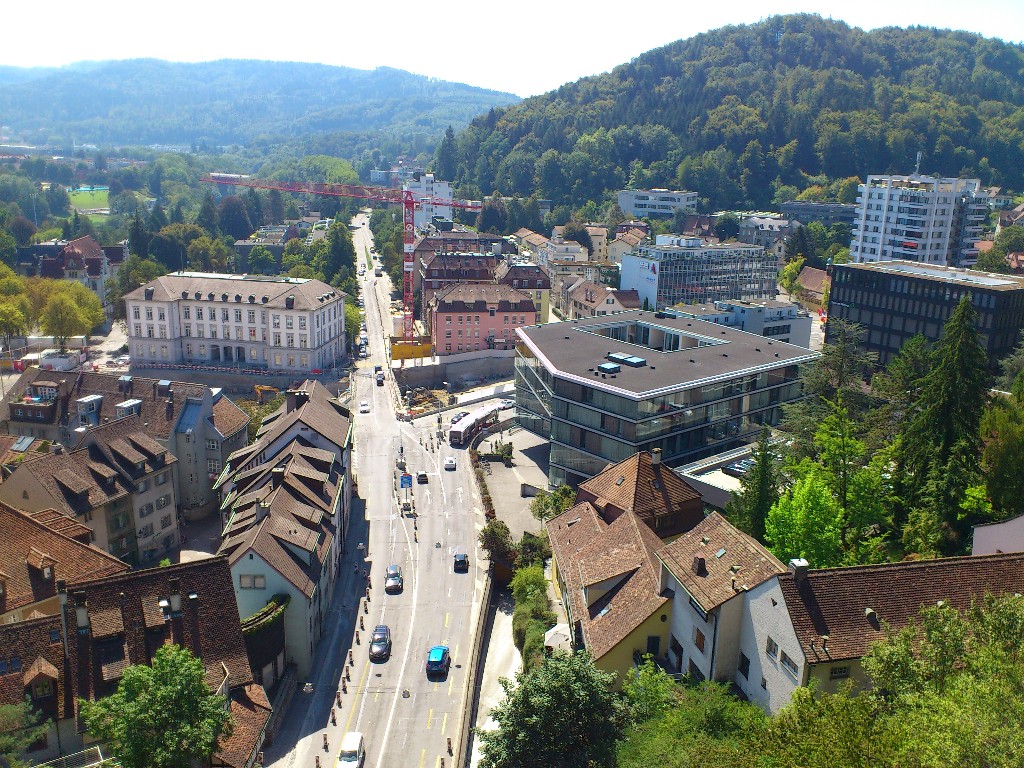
[723,458,757,478]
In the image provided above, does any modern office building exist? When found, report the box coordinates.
[667,299,812,348]
[849,175,988,267]
[617,189,698,219]
[779,201,857,227]
[514,310,818,486]
[827,260,1024,369]
[124,272,345,374]
[620,236,777,310]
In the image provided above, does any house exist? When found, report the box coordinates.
[429,283,537,356]
[972,513,1024,555]
[565,280,641,319]
[417,251,502,330]
[607,228,647,265]
[794,265,829,309]
[494,261,551,323]
[16,236,119,321]
[738,216,800,249]
[511,228,551,257]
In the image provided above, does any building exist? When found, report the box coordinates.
[536,239,589,271]
[494,261,552,323]
[849,174,988,267]
[620,236,777,310]
[607,228,647,264]
[15,236,124,319]
[0,368,250,521]
[429,283,537,355]
[738,216,800,249]
[552,225,608,261]
[514,310,818,486]
[510,228,551,256]
[827,260,1024,369]
[779,201,858,227]
[404,173,452,230]
[124,272,345,374]
[794,266,830,310]
[412,231,506,296]
[972,513,1024,555]
[417,252,502,329]
[983,186,1015,210]
[566,280,641,319]
[667,299,812,348]
[617,189,698,219]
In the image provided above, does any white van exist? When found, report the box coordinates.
[337,731,364,767]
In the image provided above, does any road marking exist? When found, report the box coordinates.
[426,708,434,729]
[343,660,370,734]
[441,712,448,735]
[444,612,450,628]
[449,677,454,697]
[419,750,425,768]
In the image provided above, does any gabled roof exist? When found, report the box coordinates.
[658,512,785,612]
[796,266,829,296]
[547,505,668,660]
[430,283,536,313]
[779,552,1024,663]
[0,615,68,715]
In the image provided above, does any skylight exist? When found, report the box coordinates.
[715,547,727,558]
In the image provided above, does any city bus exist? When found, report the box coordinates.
[448,404,501,446]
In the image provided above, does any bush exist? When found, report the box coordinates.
[517,531,551,567]
[522,622,549,670]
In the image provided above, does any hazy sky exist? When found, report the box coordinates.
[4,0,1022,97]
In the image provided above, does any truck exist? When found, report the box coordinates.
[374,265,383,277]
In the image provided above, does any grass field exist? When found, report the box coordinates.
[69,189,109,209]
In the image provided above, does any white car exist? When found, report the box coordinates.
[359,400,370,414]
[443,457,456,471]
[498,399,515,410]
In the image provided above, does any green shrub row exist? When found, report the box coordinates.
[241,593,291,636]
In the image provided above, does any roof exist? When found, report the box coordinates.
[212,395,251,439]
[515,310,818,398]
[430,283,536,314]
[657,512,785,612]
[795,266,829,296]
[547,505,668,660]
[836,260,1024,292]
[779,552,1024,663]
[493,261,551,286]
[576,451,704,537]
[568,280,641,310]
[215,684,272,768]
[0,501,129,614]
[0,615,69,716]
[124,272,343,311]
[428,646,447,661]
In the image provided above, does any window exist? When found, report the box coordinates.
[221,309,229,322]
[145,307,153,320]
[248,310,256,323]
[830,665,851,681]
[694,628,706,653]
[33,679,52,698]
[738,652,750,679]
[184,306,191,319]
[299,317,307,329]
[234,309,242,322]
[208,459,221,474]
[156,494,171,509]
[196,307,203,320]
[239,574,267,589]
[765,636,779,658]
[138,522,154,537]
[207,439,220,450]
[158,309,166,321]
[285,316,293,329]
[161,514,172,529]
[760,676,767,689]
[780,650,798,677]
[137,479,149,493]
[132,307,140,320]
[272,314,280,328]
[134,324,142,337]
[138,503,154,518]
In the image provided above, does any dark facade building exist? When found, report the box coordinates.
[779,201,858,227]
[827,261,1024,369]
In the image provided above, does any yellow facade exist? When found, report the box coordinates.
[594,608,672,690]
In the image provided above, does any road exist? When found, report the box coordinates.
[267,212,487,768]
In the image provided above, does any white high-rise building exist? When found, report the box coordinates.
[404,172,453,230]
[849,175,988,267]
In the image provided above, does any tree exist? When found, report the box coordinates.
[187,236,234,272]
[713,212,740,241]
[244,188,264,230]
[0,698,48,768]
[267,189,285,225]
[765,464,844,567]
[478,651,624,768]
[217,196,253,241]
[561,222,594,256]
[80,644,232,768]
[981,391,1024,519]
[622,656,675,723]
[479,519,516,566]
[0,302,27,364]
[435,125,457,181]
[530,484,576,521]
[0,230,15,268]
[147,202,168,232]
[195,192,219,236]
[725,426,779,542]
[9,216,36,247]
[246,244,275,275]
[41,293,86,349]
[778,256,804,296]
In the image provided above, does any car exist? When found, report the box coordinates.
[116,356,130,366]
[443,456,456,471]
[337,732,365,767]
[384,565,403,593]
[416,470,428,484]
[450,411,470,425]
[359,400,370,414]
[104,359,119,367]
[425,645,451,676]
[453,552,469,573]
[369,625,392,661]
[498,399,515,409]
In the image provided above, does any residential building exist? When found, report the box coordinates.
[674,214,717,239]
[0,416,179,565]
[794,266,829,310]
[983,186,1014,209]
[849,174,988,266]
[429,283,537,356]
[417,252,502,329]
[552,225,608,261]
[0,368,249,520]
[124,272,345,373]
[412,231,506,294]
[15,236,122,319]
[514,310,818,486]
[738,216,800,249]
[973,513,1024,555]
[566,280,641,319]
[669,300,812,348]
[827,260,1024,369]
[739,554,1024,713]
[548,263,602,318]
[657,512,785,680]
[617,189,698,219]
[607,228,647,264]
[405,172,452,230]
[233,225,290,271]
[494,261,552,323]
[536,239,589,271]
[779,201,858,227]
[620,236,777,310]
[510,228,551,256]
[616,220,651,237]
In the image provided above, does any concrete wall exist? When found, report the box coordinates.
[130,366,344,395]
[393,349,514,391]
[735,577,805,713]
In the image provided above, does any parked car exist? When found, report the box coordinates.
[450,411,470,425]
[416,470,428,484]
[443,457,456,471]
[384,565,404,593]
[369,625,392,661]
[425,645,451,677]
[453,552,469,572]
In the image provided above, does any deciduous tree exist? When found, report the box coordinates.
[0,698,48,768]
[529,484,576,521]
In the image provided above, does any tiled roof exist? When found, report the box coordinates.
[0,502,128,614]
[547,505,668,660]
[657,512,785,612]
[212,396,251,439]
[796,266,829,296]
[216,684,272,768]
[62,236,104,262]
[430,283,536,313]
[125,272,342,312]
[779,552,1024,663]
[577,452,704,538]
[493,261,551,286]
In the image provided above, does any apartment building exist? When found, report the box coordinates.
[620,236,777,310]
[405,172,453,229]
[617,189,698,219]
[779,201,857,227]
[849,174,988,266]
[417,252,502,329]
[494,261,552,323]
[566,280,641,319]
[827,260,1024,369]
[124,272,345,374]
[668,299,812,348]
[738,216,800,249]
[429,283,537,355]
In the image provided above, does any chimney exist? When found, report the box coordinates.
[285,390,297,413]
[188,591,201,659]
[651,448,662,466]
[256,500,271,522]
[692,556,707,576]
[271,467,285,490]
[73,591,90,635]
[165,399,173,420]
[789,558,809,583]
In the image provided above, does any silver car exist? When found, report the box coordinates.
[385,565,403,593]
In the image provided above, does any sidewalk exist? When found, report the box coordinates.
[476,427,549,540]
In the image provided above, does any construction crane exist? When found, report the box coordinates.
[201,173,482,342]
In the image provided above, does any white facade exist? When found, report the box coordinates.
[850,175,988,267]
[405,173,453,230]
[617,189,698,219]
[668,300,813,348]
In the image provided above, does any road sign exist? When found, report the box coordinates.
[400,473,413,489]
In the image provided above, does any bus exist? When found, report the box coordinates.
[449,404,501,446]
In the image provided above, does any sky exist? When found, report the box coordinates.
[3,0,1023,98]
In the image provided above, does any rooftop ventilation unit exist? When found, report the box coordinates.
[607,352,647,368]
[597,362,621,374]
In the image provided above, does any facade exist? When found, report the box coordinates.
[15,236,124,320]
[417,252,502,329]
[607,229,647,264]
[514,310,818,486]
[668,299,812,348]
[738,216,800,249]
[536,239,589,271]
[620,236,777,310]
[494,261,552,323]
[566,280,641,319]
[794,266,830,309]
[429,283,537,356]
[124,272,345,374]
[973,513,1024,555]
[779,201,857,227]
[827,260,1024,369]
[849,174,988,266]
[404,172,452,230]
[617,189,698,219]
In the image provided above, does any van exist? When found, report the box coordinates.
[337,731,364,767]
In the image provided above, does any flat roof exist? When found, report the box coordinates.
[516,310,818,399]
[840,260,1024,291]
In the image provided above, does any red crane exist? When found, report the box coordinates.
[201,173,482,342]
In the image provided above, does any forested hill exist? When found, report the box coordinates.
[0,59,518,148]
[443,14,1024,211]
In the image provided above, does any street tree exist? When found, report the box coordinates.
[529,484,576,521]
[478,651,624,768]
[80,644,232,768]
[0,302,27,363]
[40,293,86,350]
[479,519,516,566]
[246,244,276,275]
[0,698,48,768]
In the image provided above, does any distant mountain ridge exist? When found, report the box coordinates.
[0,59,519,147]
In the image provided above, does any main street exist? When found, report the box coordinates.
[267,213,487,768]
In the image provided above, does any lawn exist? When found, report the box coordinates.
[69,188,109,210]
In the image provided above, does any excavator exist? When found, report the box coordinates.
[253,385,280,405]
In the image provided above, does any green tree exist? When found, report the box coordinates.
[187,235,234,272]
[244,188,264,230]
[778,256,804,295]
[725,426,779,542]
[267,189,285,225]
[766,464,844,567]
[479,519,516,566]
[127,208,150,257]
[217,196,253,241]
[80,644,232,768]
[981,391,1024,519]
[435,125,457,180]
[195,192,219,236]
[107,254,165,321]
[0,302,27,364]
[479,651,624,768]
[0,697,48,768]
[0,229,16,268]
[9,215,36,246]
[246,244,275,275]
[713,212,740,241]
[561,221,594,256]
[529,484,576,521]
[622,656,675,723]
[869,333,931,446]
[147,202,168,232]
[40,293,87,349]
